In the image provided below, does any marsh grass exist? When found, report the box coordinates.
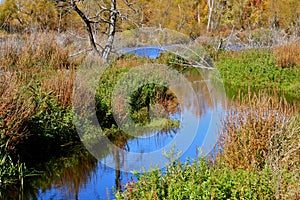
[0,32,83,108]
[0,32,83,190]
[41,69,76,108]
[216,90,300,199]
[216,90,296,170]
[0,32,80,149]
[0,70,35,151]
[274,41,300,68]
[0,32,78,70]
[216,49,300,100]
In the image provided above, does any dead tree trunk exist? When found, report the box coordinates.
[207,0,214,32]
[59,0,136,63]
[102,0,117,62]
[71,0,100,55]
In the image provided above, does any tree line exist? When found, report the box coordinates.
[1,0,299,34]
[1,0,299,60]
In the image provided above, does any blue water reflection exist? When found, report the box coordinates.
[118,46,175,59]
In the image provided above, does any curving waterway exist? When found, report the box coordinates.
[8,47,227,200]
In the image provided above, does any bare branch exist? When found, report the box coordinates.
[118,13,139,28]
[57,0,139,62]
[122,0,137,13]
[70,0,100,55]
[69,48,93,57]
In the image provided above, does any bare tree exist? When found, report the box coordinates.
[207,0,214,32]
[58,0,137,62]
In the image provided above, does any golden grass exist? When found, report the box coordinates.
[216,90,300,199]
[0,32,85,154]
[0,32,78,71]
[0,69,35,152]
[41,69,76,108]
[274,41,300,68]
[0,32,84,108]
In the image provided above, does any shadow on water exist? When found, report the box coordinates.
[6,48,226,200]
[3,145,98,200]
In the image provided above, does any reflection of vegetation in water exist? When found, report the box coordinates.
[3,145,98,200]
[129,83,178,125]
[159,51,222,117]
[182,67,212,116]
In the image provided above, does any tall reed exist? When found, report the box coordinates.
[0,70,35,151]
[216,90,299,199]
[0,32,77,71]
[274,41,300,68]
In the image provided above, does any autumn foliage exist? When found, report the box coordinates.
[1,0,300,37]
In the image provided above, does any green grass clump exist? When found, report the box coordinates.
[0,140,28,194]
[215,50,300,100]
[95,56,179,130]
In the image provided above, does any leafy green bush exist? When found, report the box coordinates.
[95,66,129,128]
[116,158,275,200]
[95,58,179,129]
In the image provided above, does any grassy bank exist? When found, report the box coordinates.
[0,33,181,192]
[215,44,300,100]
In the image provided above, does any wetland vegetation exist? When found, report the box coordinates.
[1,0,300,199]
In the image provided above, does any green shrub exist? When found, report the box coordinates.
[95,66,129,128]
[116,158,275,200]
[95,57,179,129]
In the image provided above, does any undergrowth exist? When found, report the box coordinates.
[116,158,275,200]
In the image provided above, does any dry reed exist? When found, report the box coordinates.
[274,41,300,68]
[0,32,77,71]
[216,90,299,199]
[0,32,84,108]
[0,69,35,152]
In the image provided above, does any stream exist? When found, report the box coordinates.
[12,47,227,200]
